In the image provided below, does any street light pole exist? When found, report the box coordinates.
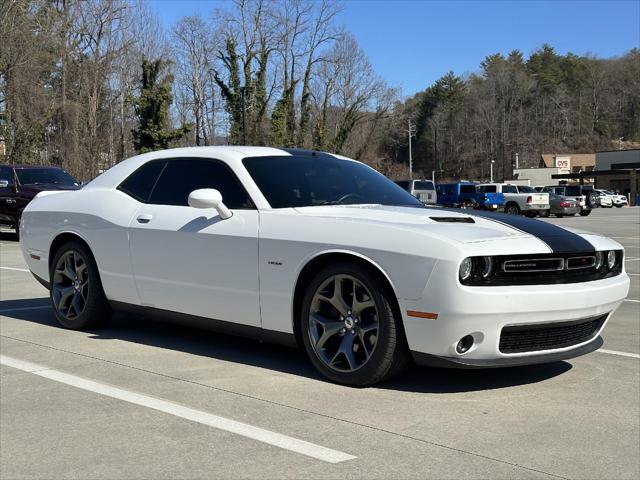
[490,160,495,183]
[515,152,519,170]
[407,119,415,179]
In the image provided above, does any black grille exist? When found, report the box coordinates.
[499,315,607,353]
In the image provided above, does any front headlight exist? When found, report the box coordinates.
[607,250,617,270]
[594,251,604,270]
[459,257,473,282]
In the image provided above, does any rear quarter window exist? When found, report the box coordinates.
[118,161,167,202]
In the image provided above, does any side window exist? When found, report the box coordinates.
[149,159,254,209]
[553,187,564,195]
[503,185,517,193]
[118,161,167,202]
[481,185,497,193]
[0,166,13,183]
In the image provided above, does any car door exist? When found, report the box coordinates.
[0,166,16,224]
[127,158,261,327]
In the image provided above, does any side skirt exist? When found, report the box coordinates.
[109,301,298,348]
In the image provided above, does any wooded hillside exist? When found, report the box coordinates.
[1,0,638,181]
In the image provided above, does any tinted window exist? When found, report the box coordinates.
[118,161,167,202]
[517,185,536,193]
[149,159,253,209]
[414,181,434,190]
[243,155,422,208]
[503,185,518,193]
[553,187,564,195]
[478,185,496,193]
[15,168,77,186]
[0,166,13,183]
[395,180,410,190]
[460,185,476,194]
[564,186,582,196]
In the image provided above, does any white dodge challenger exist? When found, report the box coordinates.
[20,147,630,386]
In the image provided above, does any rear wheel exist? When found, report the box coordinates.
[14,209,23,242]
[300,262,409,386]
[538,209,550,218]
[50,241,111,329]
[505,203,520,215]
[579,209,591,216]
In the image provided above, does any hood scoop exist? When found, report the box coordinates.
[430,216,475,223]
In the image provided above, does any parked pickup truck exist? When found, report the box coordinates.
[436,182,504,210]
[477,183,550,217]
[0,164,80,240]
[395,179,437,204]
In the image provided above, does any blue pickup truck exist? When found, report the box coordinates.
[435,182,504,210]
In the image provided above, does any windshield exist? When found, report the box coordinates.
[518,185,537,193]
[243,155,423,208]
[16,168,77,186]
[414,181,434,190]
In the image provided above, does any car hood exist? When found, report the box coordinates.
[293,204,595,253]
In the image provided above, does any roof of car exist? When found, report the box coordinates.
[1,164,66,170]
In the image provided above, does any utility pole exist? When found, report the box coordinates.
[240,86,247,145]
[515,152,519,169]
[490,159,495,183]
[407,119,416,179]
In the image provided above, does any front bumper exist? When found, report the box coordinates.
[400,271,629,367]
[413,336,603,368]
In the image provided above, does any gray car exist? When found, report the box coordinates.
[548,192,580,217]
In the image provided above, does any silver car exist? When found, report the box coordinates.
[548,192,581,217]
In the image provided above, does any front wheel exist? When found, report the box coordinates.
[300,263,409,386]
[50,241,112,329]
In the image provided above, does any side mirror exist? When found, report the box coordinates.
[0,180,8,188]
[188,188,232,219]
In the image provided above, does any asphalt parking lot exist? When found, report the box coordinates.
[1,207,639,479]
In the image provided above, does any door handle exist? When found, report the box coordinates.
[136,214,153,224]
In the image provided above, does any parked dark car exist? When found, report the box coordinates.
[0,164,80,240]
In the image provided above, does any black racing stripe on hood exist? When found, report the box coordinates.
[455,209,595,253]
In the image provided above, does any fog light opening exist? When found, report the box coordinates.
[456,335,474,354]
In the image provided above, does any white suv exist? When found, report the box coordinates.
[395,179,437,204]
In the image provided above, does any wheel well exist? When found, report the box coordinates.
[505,201,519,209]
[49,233,91,270]
[291,252,404,348]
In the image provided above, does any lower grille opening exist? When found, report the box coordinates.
[499,314,607,354]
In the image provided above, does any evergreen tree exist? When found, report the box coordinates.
[132,59,191,153]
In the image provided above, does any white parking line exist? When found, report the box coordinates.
[598,349,640,359]
[0,355,356,464]
[623,299,640,303]
[0,305,50,314]
[0,266,30,272]
[625,258,640,262]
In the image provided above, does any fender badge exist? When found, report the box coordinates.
[268,261,283,266]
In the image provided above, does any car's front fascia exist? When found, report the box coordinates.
[399,232,629,367]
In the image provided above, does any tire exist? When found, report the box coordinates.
[505,203,520,215]
[14,209,23,242]
[49,240,112,329]
[556,214,564,218]
[615,204,622,208]
[300,262,410,387]
[538,210,550,218]
[579,209,591,217]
